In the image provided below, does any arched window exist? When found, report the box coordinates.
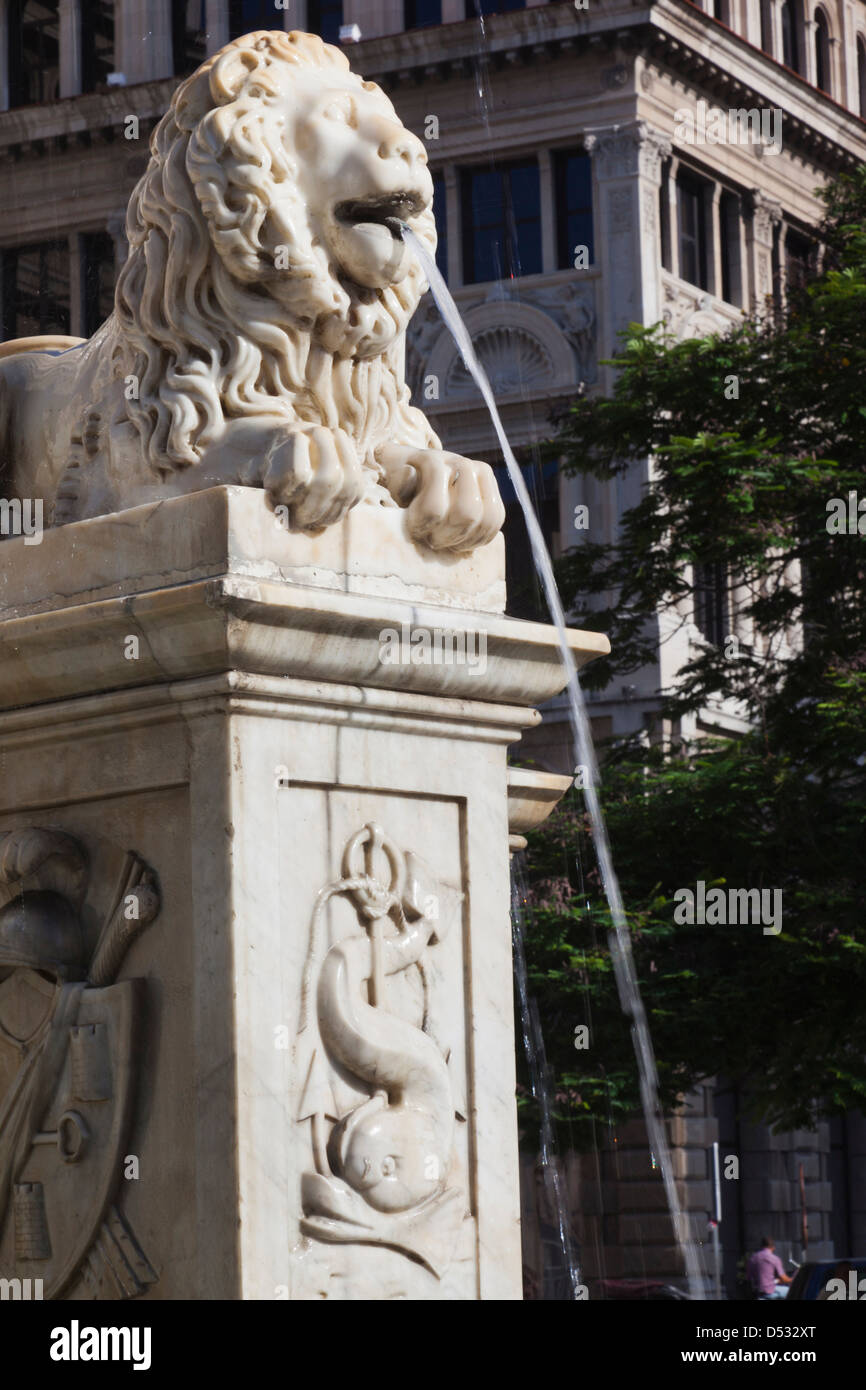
[781,0,801,73]
[814,9,831,93]
[858,38,866,118]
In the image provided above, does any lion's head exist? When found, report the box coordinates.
[113,31,436,471]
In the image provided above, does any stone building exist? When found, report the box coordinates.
[1,0,863,1296]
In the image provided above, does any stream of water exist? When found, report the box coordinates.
[403,226,704,1300]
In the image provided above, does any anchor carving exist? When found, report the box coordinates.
[296,823,466,1277]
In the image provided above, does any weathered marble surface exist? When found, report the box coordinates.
[0,491,607,1299]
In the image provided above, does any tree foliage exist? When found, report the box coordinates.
[519,168,866,1136]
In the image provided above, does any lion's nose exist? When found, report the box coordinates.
[373,119,424,173]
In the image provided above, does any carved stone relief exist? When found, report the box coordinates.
[408,282,598,399]
[295,823,467,1278]
[0,828,160,1298]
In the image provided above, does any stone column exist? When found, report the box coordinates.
[803,16,817,85]
[0,490,608,1300]
[585,121,671,357]
[770,0,785,62]
[666,153,680,280]
[708,181,723,301]
[59,0,82,98]
[742,0,762,44]
[747,189,782,308]
[205,0,229,53]
[116,0,173,83]
[444,163,461,287]
[538,148,557,274]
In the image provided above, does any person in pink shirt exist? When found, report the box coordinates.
[748,1236,793,1299]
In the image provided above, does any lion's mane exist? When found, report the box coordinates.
[112,30,435,473]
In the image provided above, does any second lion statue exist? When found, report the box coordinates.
[0,30,504,555]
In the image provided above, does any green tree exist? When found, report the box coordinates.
[519,168,866,1137]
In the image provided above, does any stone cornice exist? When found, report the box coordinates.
[0,1,862,174]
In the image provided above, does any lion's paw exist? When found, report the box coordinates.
[263,425,365,533]
[376,444,505,553]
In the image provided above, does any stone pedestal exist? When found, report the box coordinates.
[0,488,607,1300]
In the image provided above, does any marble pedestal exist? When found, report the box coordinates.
[0,488,607,1300]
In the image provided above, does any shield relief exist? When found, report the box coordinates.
[0,829,160,1299]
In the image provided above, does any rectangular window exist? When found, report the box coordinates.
[81,1,115,93]
[719,191,742,307]
[677,174,708,291]
[307,0,344,45]
[0,241,70,339]
[461,160,541,285]
[554,149,594,270]
[405,0,442,26]
[431,173,448,281]
[83,232,116,337]
[694,561,729,646]
[173,1,207,76]
[8,0,60,107]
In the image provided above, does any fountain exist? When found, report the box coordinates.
[0,28,646,1301]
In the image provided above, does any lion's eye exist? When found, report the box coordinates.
[322,97,356,128]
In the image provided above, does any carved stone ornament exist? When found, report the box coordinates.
[0,30,504,556]
[750,190,783,245]
[584,121,671,183]
[0,829,160,1298]
[296,823,467,1278]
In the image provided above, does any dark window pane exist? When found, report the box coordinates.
[0,241,70,338]
[81,1,115,93]
[173,0,207,76]
[228,0,276,38]
[786,230,813,293]
[677,176,707,291]
[8,0,60,107]
[719,192,742,307]
[814,10,830,93]
[555,149,594,269]
[859,41,866,119]
[405,0,442,27]
[431,173,448,281]
[760,0,772,52]
[495,457,559,621]
[83,231,116,335]
[781,0,799,72]
[461,160,540,284]
[465,0,525,14]
[694,562,729,646]
[307,0,344,44]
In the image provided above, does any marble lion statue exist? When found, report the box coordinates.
[0,30,504,553]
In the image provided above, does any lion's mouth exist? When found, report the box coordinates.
[329,192,426,290]
[333,191,426,238]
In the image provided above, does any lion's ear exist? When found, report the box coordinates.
[209,46,262,105]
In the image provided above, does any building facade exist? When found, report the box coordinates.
[1,0,864,1296]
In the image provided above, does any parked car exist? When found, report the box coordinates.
[787,1258,866,1300]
